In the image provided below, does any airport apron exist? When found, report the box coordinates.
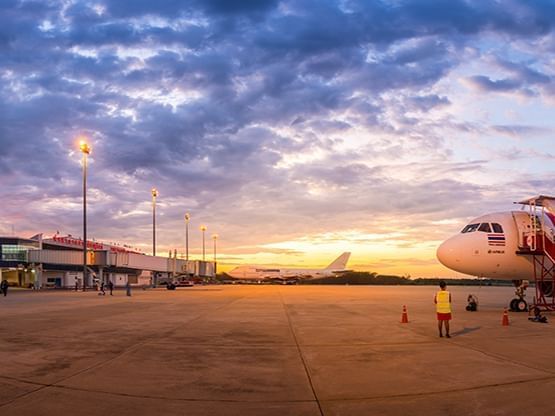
[436,290,451,320]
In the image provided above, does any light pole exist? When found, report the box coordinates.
[212,234,218,262]
[185,212,190,261]
[151,188,158,256]
[79,139,91,291]
[200,225,207,261]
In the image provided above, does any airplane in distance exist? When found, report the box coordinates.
[227,252,351,283]
[437,195,555,312]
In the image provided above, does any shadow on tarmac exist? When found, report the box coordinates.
[450,326,481,337]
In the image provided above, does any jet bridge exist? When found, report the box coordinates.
[25,249,215,288]
[1,235,216,288]
[27,249,187,272]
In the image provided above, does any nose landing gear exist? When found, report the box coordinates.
[510,280,529,312]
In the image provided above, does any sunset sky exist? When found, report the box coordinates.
[1,0,555,277]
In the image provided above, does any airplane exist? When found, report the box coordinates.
[227,252,351,283]
[437,195,555,312]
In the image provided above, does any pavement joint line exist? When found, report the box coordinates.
[278,288,324,416]
[31,384,321,404]
[0,289,263,410]
[143,335,554,348]
[59,290,263,378]
[3,371,555,406]
[135,290,268,349]
[0,302,182,322]
[4,288,554,411]
[0,374,48,387]
[399,320,555,376]
[0,384,47,407]
[146,342,302,347]
[442,339,555,376]
[317,373,555,403]
[143,341,439,347]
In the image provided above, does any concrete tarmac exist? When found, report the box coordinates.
[0,285,554,415]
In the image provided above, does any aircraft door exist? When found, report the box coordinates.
[512,211,533,249]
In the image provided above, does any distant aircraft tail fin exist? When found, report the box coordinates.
[325,252,351,270]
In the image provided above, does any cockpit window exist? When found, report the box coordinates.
[478,223,492,233]
[491,223,504,233]
[461,223,479,233]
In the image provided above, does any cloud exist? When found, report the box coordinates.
[464,55,554,98]
[1,0,555,276]
[491,124,552,138]
[466,75,523,93]
[102,0,280,18]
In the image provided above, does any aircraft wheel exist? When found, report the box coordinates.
[509,298,519,311]
[515,299,528,312]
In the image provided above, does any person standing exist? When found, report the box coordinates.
[100,281,106,296]
[125,280,131,297]
[1,279,8,297]
[434,280,452,338]
[107,280,114,296]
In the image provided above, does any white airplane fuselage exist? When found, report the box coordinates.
[436,210,554,280]
[227,267,342,280]
[228,252,351,282]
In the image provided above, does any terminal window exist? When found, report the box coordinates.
[1,245,29,261]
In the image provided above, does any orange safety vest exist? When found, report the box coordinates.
[436,290,451,313]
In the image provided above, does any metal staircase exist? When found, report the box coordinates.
[515,195,555,311]
[518,232,555,311]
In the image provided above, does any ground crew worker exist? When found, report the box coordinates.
[1,279,8,297]
[434,280,452,338]
[528,306,548,323]
[466,294,478,311]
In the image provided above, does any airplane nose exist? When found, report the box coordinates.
[436,237,460,269]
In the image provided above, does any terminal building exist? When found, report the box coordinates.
[0,234,216,288]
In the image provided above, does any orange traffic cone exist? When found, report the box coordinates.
[401,305,409,323]
[502,308,510,326]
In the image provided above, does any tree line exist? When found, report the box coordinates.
[218,271,513,286]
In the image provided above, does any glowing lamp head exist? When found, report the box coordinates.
[151,188,158,198]
[200,225,207,232]
[212,234,218,240]
[79,140,91,154]
[185,212,191,222]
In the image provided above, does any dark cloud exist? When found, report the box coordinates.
[198,0,280,15]
[99,0,280,21]
[495,58,552,85]
[466,75,523,93]
[407,95,451,112]
[100,0,191,18]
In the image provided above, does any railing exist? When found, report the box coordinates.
[520,231,555,311]
[28,249,106,266]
